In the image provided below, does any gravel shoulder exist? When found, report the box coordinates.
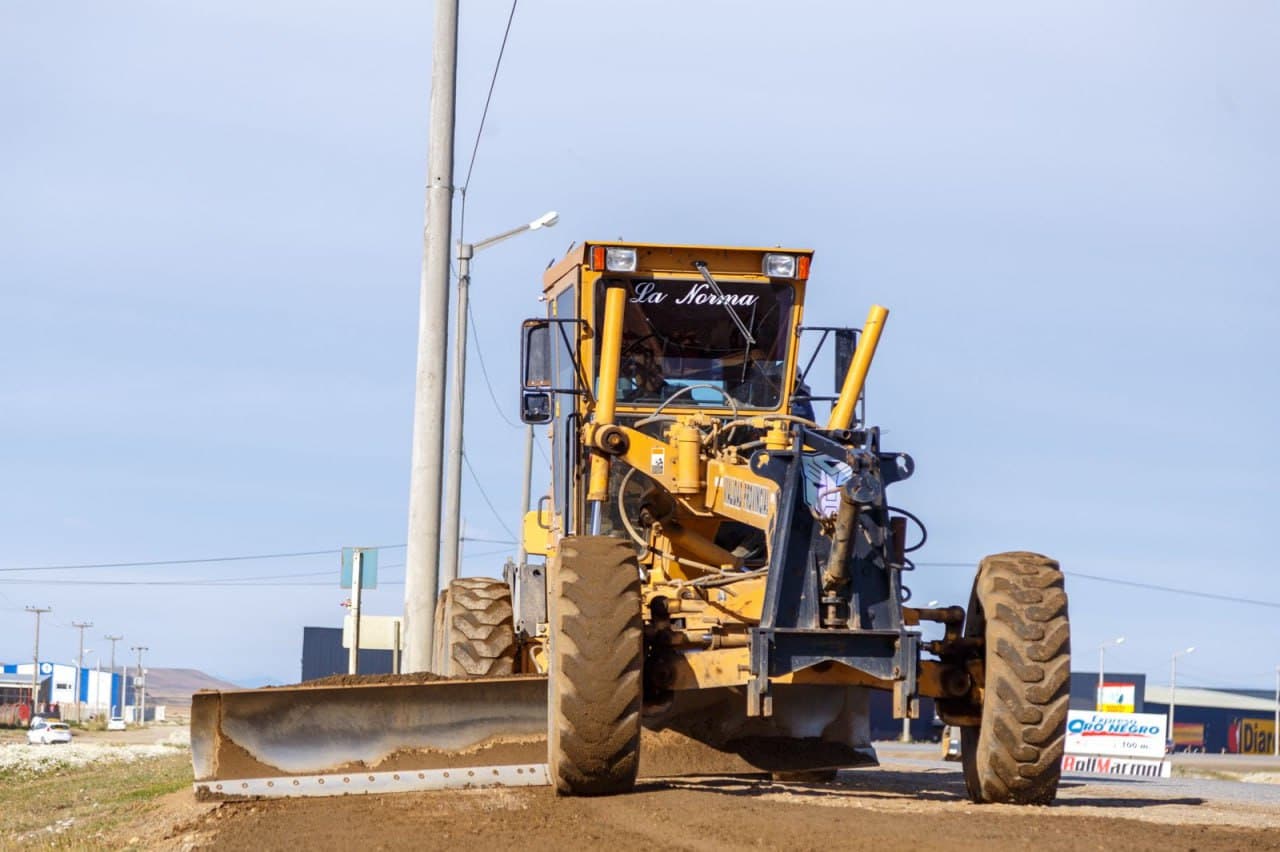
[6,732,1280,850]
[171,744,1280,851]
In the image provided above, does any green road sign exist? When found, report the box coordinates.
[340,547,378,589]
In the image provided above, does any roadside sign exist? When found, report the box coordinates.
[1173,722,1205,749]
[1229,718,1276,755]
[340,547,378,589]
[1096,682,1136,713]
[1062,754,1171,778]
[342,615,402,651]
[1064,711,1170,779]
[1066,711,1166,759]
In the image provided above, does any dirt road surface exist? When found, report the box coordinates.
[161,745,1280,852]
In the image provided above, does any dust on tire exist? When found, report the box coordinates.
[548,535,643,796]
[961,551,1070,805]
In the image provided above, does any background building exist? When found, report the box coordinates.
[300,627,394,682]
[1,662,122,718]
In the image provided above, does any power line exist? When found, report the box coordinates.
[1064,570,1280,610]
[7,541,1273,611]
[0,544,408,574]
[462,547,515,561]
[460,0,519,197]
[464,300,553,467]
[466,299,522,429]
[462,451,519,542]
[917,561,1280,611]
[1,548,336,573]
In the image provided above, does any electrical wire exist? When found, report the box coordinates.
[1063,570,1280,610]
[460,0,519,199]
[0,548,342,573]
[6,538,1274,611]
[915,561,1280,610]
[456,0,519,247]
[462,452,519,542]
[466,299,522,430]
[462,305,553,467]
[0,549,513,587]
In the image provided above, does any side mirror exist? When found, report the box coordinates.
[522,320,552,388]
[520,390,552,424]
[834,329,857,392]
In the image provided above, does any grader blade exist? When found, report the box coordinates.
[190,675,549,799]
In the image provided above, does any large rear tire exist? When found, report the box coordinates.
[434,577,517,677]
[548,535,643,796]
[961,551,1070,805]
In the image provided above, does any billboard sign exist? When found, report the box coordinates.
[1172,722,1205,748]
[1061,754,1171,778]
[1229,718,1276,755]
[342,615,403,651]
[1096,682,1136,713]
[1066,711,1167,759]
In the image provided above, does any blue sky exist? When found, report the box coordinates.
[2,1,1277,690]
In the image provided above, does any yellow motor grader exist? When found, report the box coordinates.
[191,241,1070,805]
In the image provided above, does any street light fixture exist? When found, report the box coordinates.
[1096,636,1125,711]
[1168,646,1195,750]
[440,211,560,600]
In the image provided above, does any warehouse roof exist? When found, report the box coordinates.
[1145,685,1276,712]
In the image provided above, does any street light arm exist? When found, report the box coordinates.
[468,211,559,254]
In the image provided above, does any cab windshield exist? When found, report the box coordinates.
[601,278,794,409]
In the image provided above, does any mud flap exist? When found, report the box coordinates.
[190,676,549,799]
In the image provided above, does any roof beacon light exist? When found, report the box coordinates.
[763,253,797,278]
[605,247,637,272]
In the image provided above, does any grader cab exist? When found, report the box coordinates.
[191,241,1070,806]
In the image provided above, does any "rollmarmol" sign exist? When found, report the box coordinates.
[1061,754,1172,778]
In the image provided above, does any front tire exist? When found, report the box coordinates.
[961,551,1070,805]
[548,536,643,796]
[433,577,517,677]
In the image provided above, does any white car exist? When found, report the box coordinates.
[106,716,126,731]
[27,719,73,745]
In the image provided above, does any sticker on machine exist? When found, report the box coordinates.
[650,448,665,475]
[723,477,771,516]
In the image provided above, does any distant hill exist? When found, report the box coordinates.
[144,668,241,708]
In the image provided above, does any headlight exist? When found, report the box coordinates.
[605,247,637,272]
[763,253,797,278]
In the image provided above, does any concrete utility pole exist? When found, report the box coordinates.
[403,0,460,673]
[132,646,149,725]
[514,425,535,566]
[441,212,558,587]
[25,606,51,713]
[348,549,364,676]
[1168,646,1195,747]
[104,634,123,714]
[72,621,92,722]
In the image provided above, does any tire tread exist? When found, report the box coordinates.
[963,551,1070,805]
